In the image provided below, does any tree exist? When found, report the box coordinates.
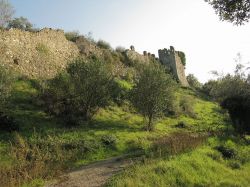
[7,17,33,31]
[130,63,176,131]
[0,0,14,27]
[208,63,250,134]
[41,57,114,126]
[205,0,250,25]
[187,74,202,89]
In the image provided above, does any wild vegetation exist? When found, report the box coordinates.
[0,1,249,186]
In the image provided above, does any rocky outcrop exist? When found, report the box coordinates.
[0,28,79,79]
[158,46,189,87]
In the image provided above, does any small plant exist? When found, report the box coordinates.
[36,43,50,55]
[97,39,112,50]
[0,112,19,132]
[175,121,188,128]
[65,31,80,42]
[215,145,237,159]
[101,135,117,147]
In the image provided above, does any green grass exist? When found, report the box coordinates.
[0,79,241,186]
[107,137,250,187]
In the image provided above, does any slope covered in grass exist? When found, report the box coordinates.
[0,78,235,186]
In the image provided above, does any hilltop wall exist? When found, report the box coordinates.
[0,28,79,78]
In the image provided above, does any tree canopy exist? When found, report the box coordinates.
[0,0,14,27]
[205,0,250,25]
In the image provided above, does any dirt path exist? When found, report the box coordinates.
[46,156,133,187]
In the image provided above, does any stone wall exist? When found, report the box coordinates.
[0,28,79,79]
[158,46,189,87]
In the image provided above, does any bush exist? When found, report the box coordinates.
[101,135,117,147]
[0,112,19,132]
[41,57,115,126]
[179,95,196,117]
[97,39,112,50]
[130,63,176,131]
[215,145,237,159]
[175,121,188,129]
[211,74,250,134]
[187,74,202,89]
[65,31,80,42]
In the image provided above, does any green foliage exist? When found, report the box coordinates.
[177,51,186,66]
[65,31,80,42]
[211,74,250,134]
[202,79,218,96]
[0,0,14,27]
[179,95,196,118]
[7,16,33,31]
[205,0,250,25]
[130,63,176,131]
[97,39,112,50]
[115,46,126,53]
[107,137,250,187]
[41,57,114,125]
[186,74,202,89]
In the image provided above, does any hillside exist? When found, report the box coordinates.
[0,29,249,187]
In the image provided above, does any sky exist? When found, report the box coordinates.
[10,0,250,83]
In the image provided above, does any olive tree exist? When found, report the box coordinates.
[7,17,33,31]
[0,0,14,27]
[205,0,250,25]
[130,63,176,131]
[41,57,115,126]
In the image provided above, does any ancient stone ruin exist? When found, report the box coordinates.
[158,46,189,87]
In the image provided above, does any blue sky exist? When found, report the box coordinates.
[10,0,250,82]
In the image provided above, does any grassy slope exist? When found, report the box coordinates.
[1,79,248,186]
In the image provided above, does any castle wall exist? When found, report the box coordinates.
[158,47,189,87]
[0,28,79,78]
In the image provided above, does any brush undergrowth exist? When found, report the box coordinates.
[0,79,236,186]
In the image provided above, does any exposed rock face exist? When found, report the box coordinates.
[158,46,189,87]
[0,28,79,79]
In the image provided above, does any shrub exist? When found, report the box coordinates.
[175,121,188,129]
[179,95,196,117]
[0,112,19,132]
[211,74,250,134]
[65,31,80,42]
[130,63,176,131]
[41,57,114,126]
[97,39,112,50]
[186,74,202,89]
[215,145,237,159]
[101,135,117,147]
[115,46,126,53]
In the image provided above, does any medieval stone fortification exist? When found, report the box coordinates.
[158,46,189,87]
[0,28,189,86]
[0,28,79,78]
